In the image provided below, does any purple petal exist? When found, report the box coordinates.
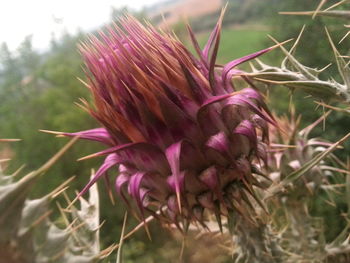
[165,141,184,211]
[252,115,269,141]
[196,92,240,130]
[161,82,199,118]
[221,104,245,132]
[187,25,206,65]
[122,83,173,148]
[142,173,170,201]
[199,92,238,111]
[79,153,120,196]
[256,142,268,165]
[184,170,207,194]
[206,131,230,157]
[223,69,244,91]
[179,141,207,171]
[118,164,136,174]
[81,142,169,174]
[233,120,257,150]
[60,128,113,145]
[222,48,271,87]
[199,166,218,189]
[139,187,151,207]
[241,87,263,101]
[203,13,223,63]
[241,88,275,122]
[197,92,249,136]
[128,172,147,217]
[235,158,252,179]
[115,172,130,196]
[167,195,179,213]
[199,166,226,209]
[202,17,223,94]
[154,90,200,143]
[166,171,185,194]
[225,95,275,125]
[180,63,210,104]
[197,192,215,210]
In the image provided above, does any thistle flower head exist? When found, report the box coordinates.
[59,14,275,227]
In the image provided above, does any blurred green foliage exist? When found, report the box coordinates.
[0,33,103,196]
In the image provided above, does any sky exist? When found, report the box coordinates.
[0,0,161,51]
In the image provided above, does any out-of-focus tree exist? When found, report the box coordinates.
[261,0,350,147]
[0,33,102,197]
[266,0,349,70]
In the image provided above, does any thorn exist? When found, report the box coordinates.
[57,201,70,226]
[288,90,294,114]
[12,165,26,177]
[78,152,100,161]
[69,221,86,234]
[270,143,297,148]
[98,213,156,258]
[51,186,69,199]
[74,101,90,112]
[300,109,331,137]
[77,77,91,88]
[180,235,187,262]
[324,198,337,207]
[324,0,347,11]
[279,11,320,16]
[315,101,350,114]
[322,104,326,131]
[103,174,115,206]
[250,77,287,85]
[49,176,75,199]
[66,195,80,209]
[143,216,152,241]
[116,213,128,262]
[97,220,106,230]
[31,210,52,228]
[176,191,182,215]
[345,58,350,68]
[340,31,350,44]
[268,38,294,50]
[63,191,72,205]
[0,138,21,142]
[322,166,350,175]
[319,63,332,72]
[313,0,328,19]
[289,25,306,54]
[214,204,223,233]
[39,129,64,136]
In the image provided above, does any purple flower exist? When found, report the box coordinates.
[57,14,275,227]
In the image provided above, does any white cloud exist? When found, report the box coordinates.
[0,0,160,51]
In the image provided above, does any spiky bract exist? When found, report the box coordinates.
[59,14,275,228]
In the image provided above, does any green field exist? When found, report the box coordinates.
[187,27,271,64]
